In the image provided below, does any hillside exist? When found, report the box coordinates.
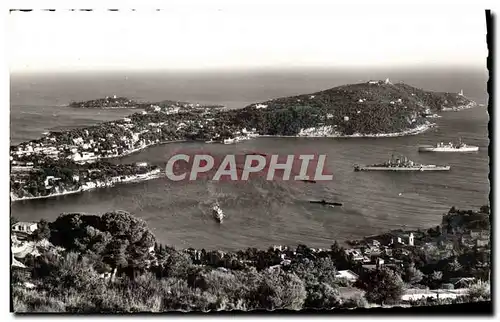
[234,80,476,136]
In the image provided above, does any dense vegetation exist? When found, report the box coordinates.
[234,81,474,136]
[11,206,491,312]
[69,97,139,109]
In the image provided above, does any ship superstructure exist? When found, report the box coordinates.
[354,154,450,171]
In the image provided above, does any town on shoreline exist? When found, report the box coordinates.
[10,80,476,201]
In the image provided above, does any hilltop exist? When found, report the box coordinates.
[233,80,476,136]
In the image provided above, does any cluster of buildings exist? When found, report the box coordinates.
[10,98,265,200]
[10,100,253,169]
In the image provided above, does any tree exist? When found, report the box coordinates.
[479,205,490,214]
[446,258,463,273]
[254,268,307,310]
[356,268,405,305]
[402,263,424,285]
[468,280,490,301]
[161,278,217,312]
[76,226,112,255]
[160,248,193,279]
[38,252,102,295]
[30,219,51,241]
[100,211,156,248]
[331,241,341,254]
[432,270,443,281]
[304,282,341,309]
[427,270,444,288]
[290,257,337,287]
[49,213,100,250]
[103,239,129,280]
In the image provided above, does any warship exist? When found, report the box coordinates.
[418,138,479,152]
[354,155,450,171]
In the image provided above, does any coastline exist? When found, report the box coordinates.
[441,101,477,112]
[10,123,433,202]
[68,106,141,110]
[10,169,163,202]
[259,123,435,139]
[69,122,435,164]
[77,140,189,163]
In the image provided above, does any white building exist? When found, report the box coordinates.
[12,222,38,234]
[335,270,359,282]
[72,137,84,145]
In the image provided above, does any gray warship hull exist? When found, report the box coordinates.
[354,165,450,171]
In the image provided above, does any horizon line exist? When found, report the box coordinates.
[10,64,488,76]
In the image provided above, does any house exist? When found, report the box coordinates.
[345,249,364,261]
[361,264,377,271]
[449,277,476,288]
[12,222,38,234]
[335,270,359,282]
[470,229,490,240]
[477,239,489,247]
[390,232,414,246]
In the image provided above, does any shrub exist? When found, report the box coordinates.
[468,280,490,301]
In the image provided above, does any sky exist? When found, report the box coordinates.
[7,6,488,73]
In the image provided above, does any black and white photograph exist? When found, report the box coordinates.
[5,2,494,315]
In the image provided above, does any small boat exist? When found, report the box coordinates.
[310,200,343,207]
[212,203,225,223]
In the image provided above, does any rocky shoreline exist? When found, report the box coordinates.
[441,101,477,112]
[260,122,435,139]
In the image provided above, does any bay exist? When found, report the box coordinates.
[10,68,490,251]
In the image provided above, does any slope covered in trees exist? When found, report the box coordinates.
[12,208,490,312]
[234,81,475,136]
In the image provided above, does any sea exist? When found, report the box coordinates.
[10,67,490,251]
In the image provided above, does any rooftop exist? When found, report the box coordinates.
[12,221,37,227]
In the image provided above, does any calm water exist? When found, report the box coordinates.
[10,69,490,250]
